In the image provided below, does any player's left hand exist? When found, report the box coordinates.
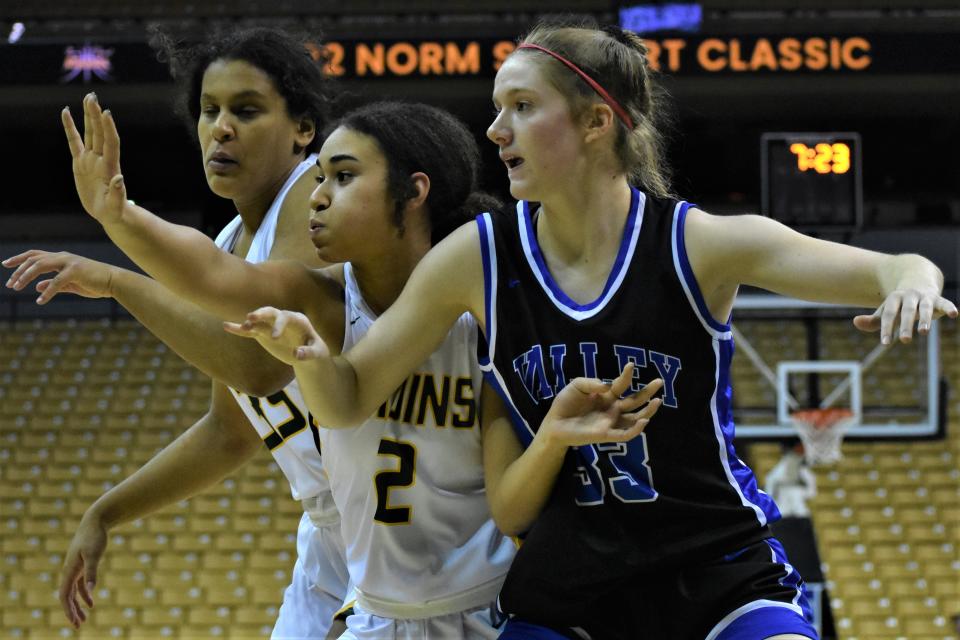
[224,306,330,365]
[3,250,116,303]
[853,288,957,345]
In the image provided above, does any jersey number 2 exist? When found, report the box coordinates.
[574,436,657,505]
[374,438,416,525]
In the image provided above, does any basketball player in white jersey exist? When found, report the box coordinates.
[3,28,350,637]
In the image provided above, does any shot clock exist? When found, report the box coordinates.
[761,132,862,230]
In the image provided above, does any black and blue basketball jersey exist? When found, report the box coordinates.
[475,188,781,621]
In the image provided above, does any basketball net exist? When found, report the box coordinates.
[790,408,856,465]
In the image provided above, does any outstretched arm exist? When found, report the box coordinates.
[57,93,321,324]
[59,382,262,628]
[686,210,957,344]
[3,251,292,396]
[482,366,664,536]
[226,222,485,426]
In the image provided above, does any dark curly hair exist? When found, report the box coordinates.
[333,102,502,246]
[149,26,335,154]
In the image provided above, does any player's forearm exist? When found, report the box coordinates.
[87,412,259,530]
[292,355,368,427]
[111,269,293,396]
[103,201,258,321]
[487,434,567,536]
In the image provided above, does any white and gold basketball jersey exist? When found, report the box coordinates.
[213,155,335,510]
[322,263,515,611]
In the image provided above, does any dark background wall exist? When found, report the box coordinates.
[0,1,957,293]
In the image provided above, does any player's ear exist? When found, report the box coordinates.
[293,117,316,155]
[406,172,430,210]
[582,103,615,144]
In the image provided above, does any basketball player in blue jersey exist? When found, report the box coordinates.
[3,28,352,638]
[197,20,956,640]
[7,96,662,638]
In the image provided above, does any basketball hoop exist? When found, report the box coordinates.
[790,408,856,465]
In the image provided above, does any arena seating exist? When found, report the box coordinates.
[749,321,959,640]
[1,318,300,639]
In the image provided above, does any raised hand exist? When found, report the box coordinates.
[3,250,115,303]
[224,306,331,365]
[853,288,957,345]
[59,513,108,629]
[62,93,128,225]
[538,363,664,449]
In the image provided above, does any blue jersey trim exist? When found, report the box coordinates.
[715,339,780,526]
[475,213,496,367]
[673,203,733,333]
[519,187,641,316]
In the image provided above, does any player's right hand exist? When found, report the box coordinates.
[538,363,664,449]
[2,250,115,303]
[62,93,128,226]
[59,511,108,629]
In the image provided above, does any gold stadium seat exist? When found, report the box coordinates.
[187,605,235,626]
[922,559,960,579]
[142,606,187,628]
[23,586,58,608]
[895,595,942,616]
[242,568,289,590]
[234,515,277,533]
[251,584,286,606]
[257,532,295,553]
[146,515,189,535]
[1,606,50,629]
[852,615,903,637]
[155,552,202,572]
[903,615,954,636]
[107,571,151,592]
[249,550,293,570]
[107,554,155,572]
[188,515,231,534]
[885,578,931,598]
[87,604,140,626]
[830,578,885,599]
[201,552,247,571]
[170,533,216,553]
[877,560,923,581]
[930,577,957,600]
[205,584,250,606]
[128,625,181,639]
[114,586,160,608]
[217,533,259,553]
[197,569,243,591]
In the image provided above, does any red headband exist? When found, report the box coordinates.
[516,43,634,130]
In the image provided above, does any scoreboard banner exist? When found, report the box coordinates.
[0,33,958,84]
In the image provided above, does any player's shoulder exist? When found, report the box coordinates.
[307,264,347,298]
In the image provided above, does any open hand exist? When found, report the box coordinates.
[59,512,108,629]
[853,288,957,344]
[539,363,664,448]
[3,250,115,303]
[224,306,330,365]
[62,93,128,225]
